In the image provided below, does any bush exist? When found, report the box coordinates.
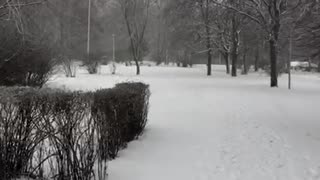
[0,41,55,88]
[92,82,150,160]
[43,91,97,180]
[58,56,77,77]
[0,82,150,179]
[114,83,150,141]
[83,53,103,74]
[0,87,46,179]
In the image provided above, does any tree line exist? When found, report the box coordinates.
[162,0,320,87]
[1,0,320,87]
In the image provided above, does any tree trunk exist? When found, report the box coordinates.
[204,0,212,76]
[231,50,237,76]
[307,58,312,72]
[205,26,212,75]
[269,1,280,87]
[207,48,212,76]
[135,60,140,75]
[223,52,230,74]
[231,15,238,77]
[242,52,248,75]
[288,33,292,90]
[254,48,259,72]
[318,61,320,72]
[269,39,278,87]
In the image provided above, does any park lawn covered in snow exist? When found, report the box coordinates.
[48,65,320,180]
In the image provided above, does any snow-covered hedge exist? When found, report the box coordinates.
[0,83,150,179]
[92,82,150,160]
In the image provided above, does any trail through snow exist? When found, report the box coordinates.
[48,65,320,180]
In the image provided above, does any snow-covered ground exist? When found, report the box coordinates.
[48,65,320,180]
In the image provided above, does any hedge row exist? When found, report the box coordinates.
[0,82,150,179]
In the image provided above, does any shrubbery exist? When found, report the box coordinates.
[0,41,56,88]
[0,82,150,179]
[92,82,150,160]
[83,53,103,74]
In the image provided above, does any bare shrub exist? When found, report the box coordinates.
[59,56,77,78]
[84,53,102,74]
[0,87,46,179]
[38,92,97,180]
[0,82,150,179]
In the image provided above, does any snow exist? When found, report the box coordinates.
[291,61,318,68]
[47,65,320,180]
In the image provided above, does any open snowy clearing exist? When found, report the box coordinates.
[48,65,320,180]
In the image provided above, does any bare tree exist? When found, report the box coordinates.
[0,0,46,20]
[197,0,215,75]
[118,0,151,75]
[210,0,247,76]
[295,0,320,72]
[213,0,302,87]
[211,6,232,74]
[0,0,47,69]
[151,0,169,65]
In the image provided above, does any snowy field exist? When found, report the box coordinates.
[48,65,320,180]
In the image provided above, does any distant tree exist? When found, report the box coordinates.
[150,0,170,65]
[210,5,232,74]
[0,0,56,87]
[118,0,151,75]
[196,0,216,75]
[228,0,243,77]
[163,0,197,67]
[0,0,47,69]
[210,0,247,76]
[294,0,320,72]
[239,21,265,75]
[214,0,304,87]
[164,0,217,74]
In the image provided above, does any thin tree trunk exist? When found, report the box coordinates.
[288,33,292,90]
[205,22,212,75]
[204,0,212,76]
[231,15,238,77]
[135,60,140,75]
[207,48,212,76]
[308,57,312,72]
[242,51,248,75]
[254,48,259,72]
[318,61,320,72]
[269,39,278,87]
[223,52,230,74]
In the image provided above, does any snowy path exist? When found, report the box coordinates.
[48,65,320,180]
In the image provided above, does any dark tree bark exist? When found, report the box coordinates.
[269,0,281,87]
[223,51,230,74]
[207,45,212,75]
[269,7,280,87]
[135,60,140,75]
[203,0,212,76]
[254,47,259,72]
[269,39,278,87]
[198,0,213,75]
[242,51,248,75]
[231,13,239,77]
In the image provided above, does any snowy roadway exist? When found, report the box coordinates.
[48,65,320,180]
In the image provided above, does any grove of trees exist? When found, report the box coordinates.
[1,0,320,87]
